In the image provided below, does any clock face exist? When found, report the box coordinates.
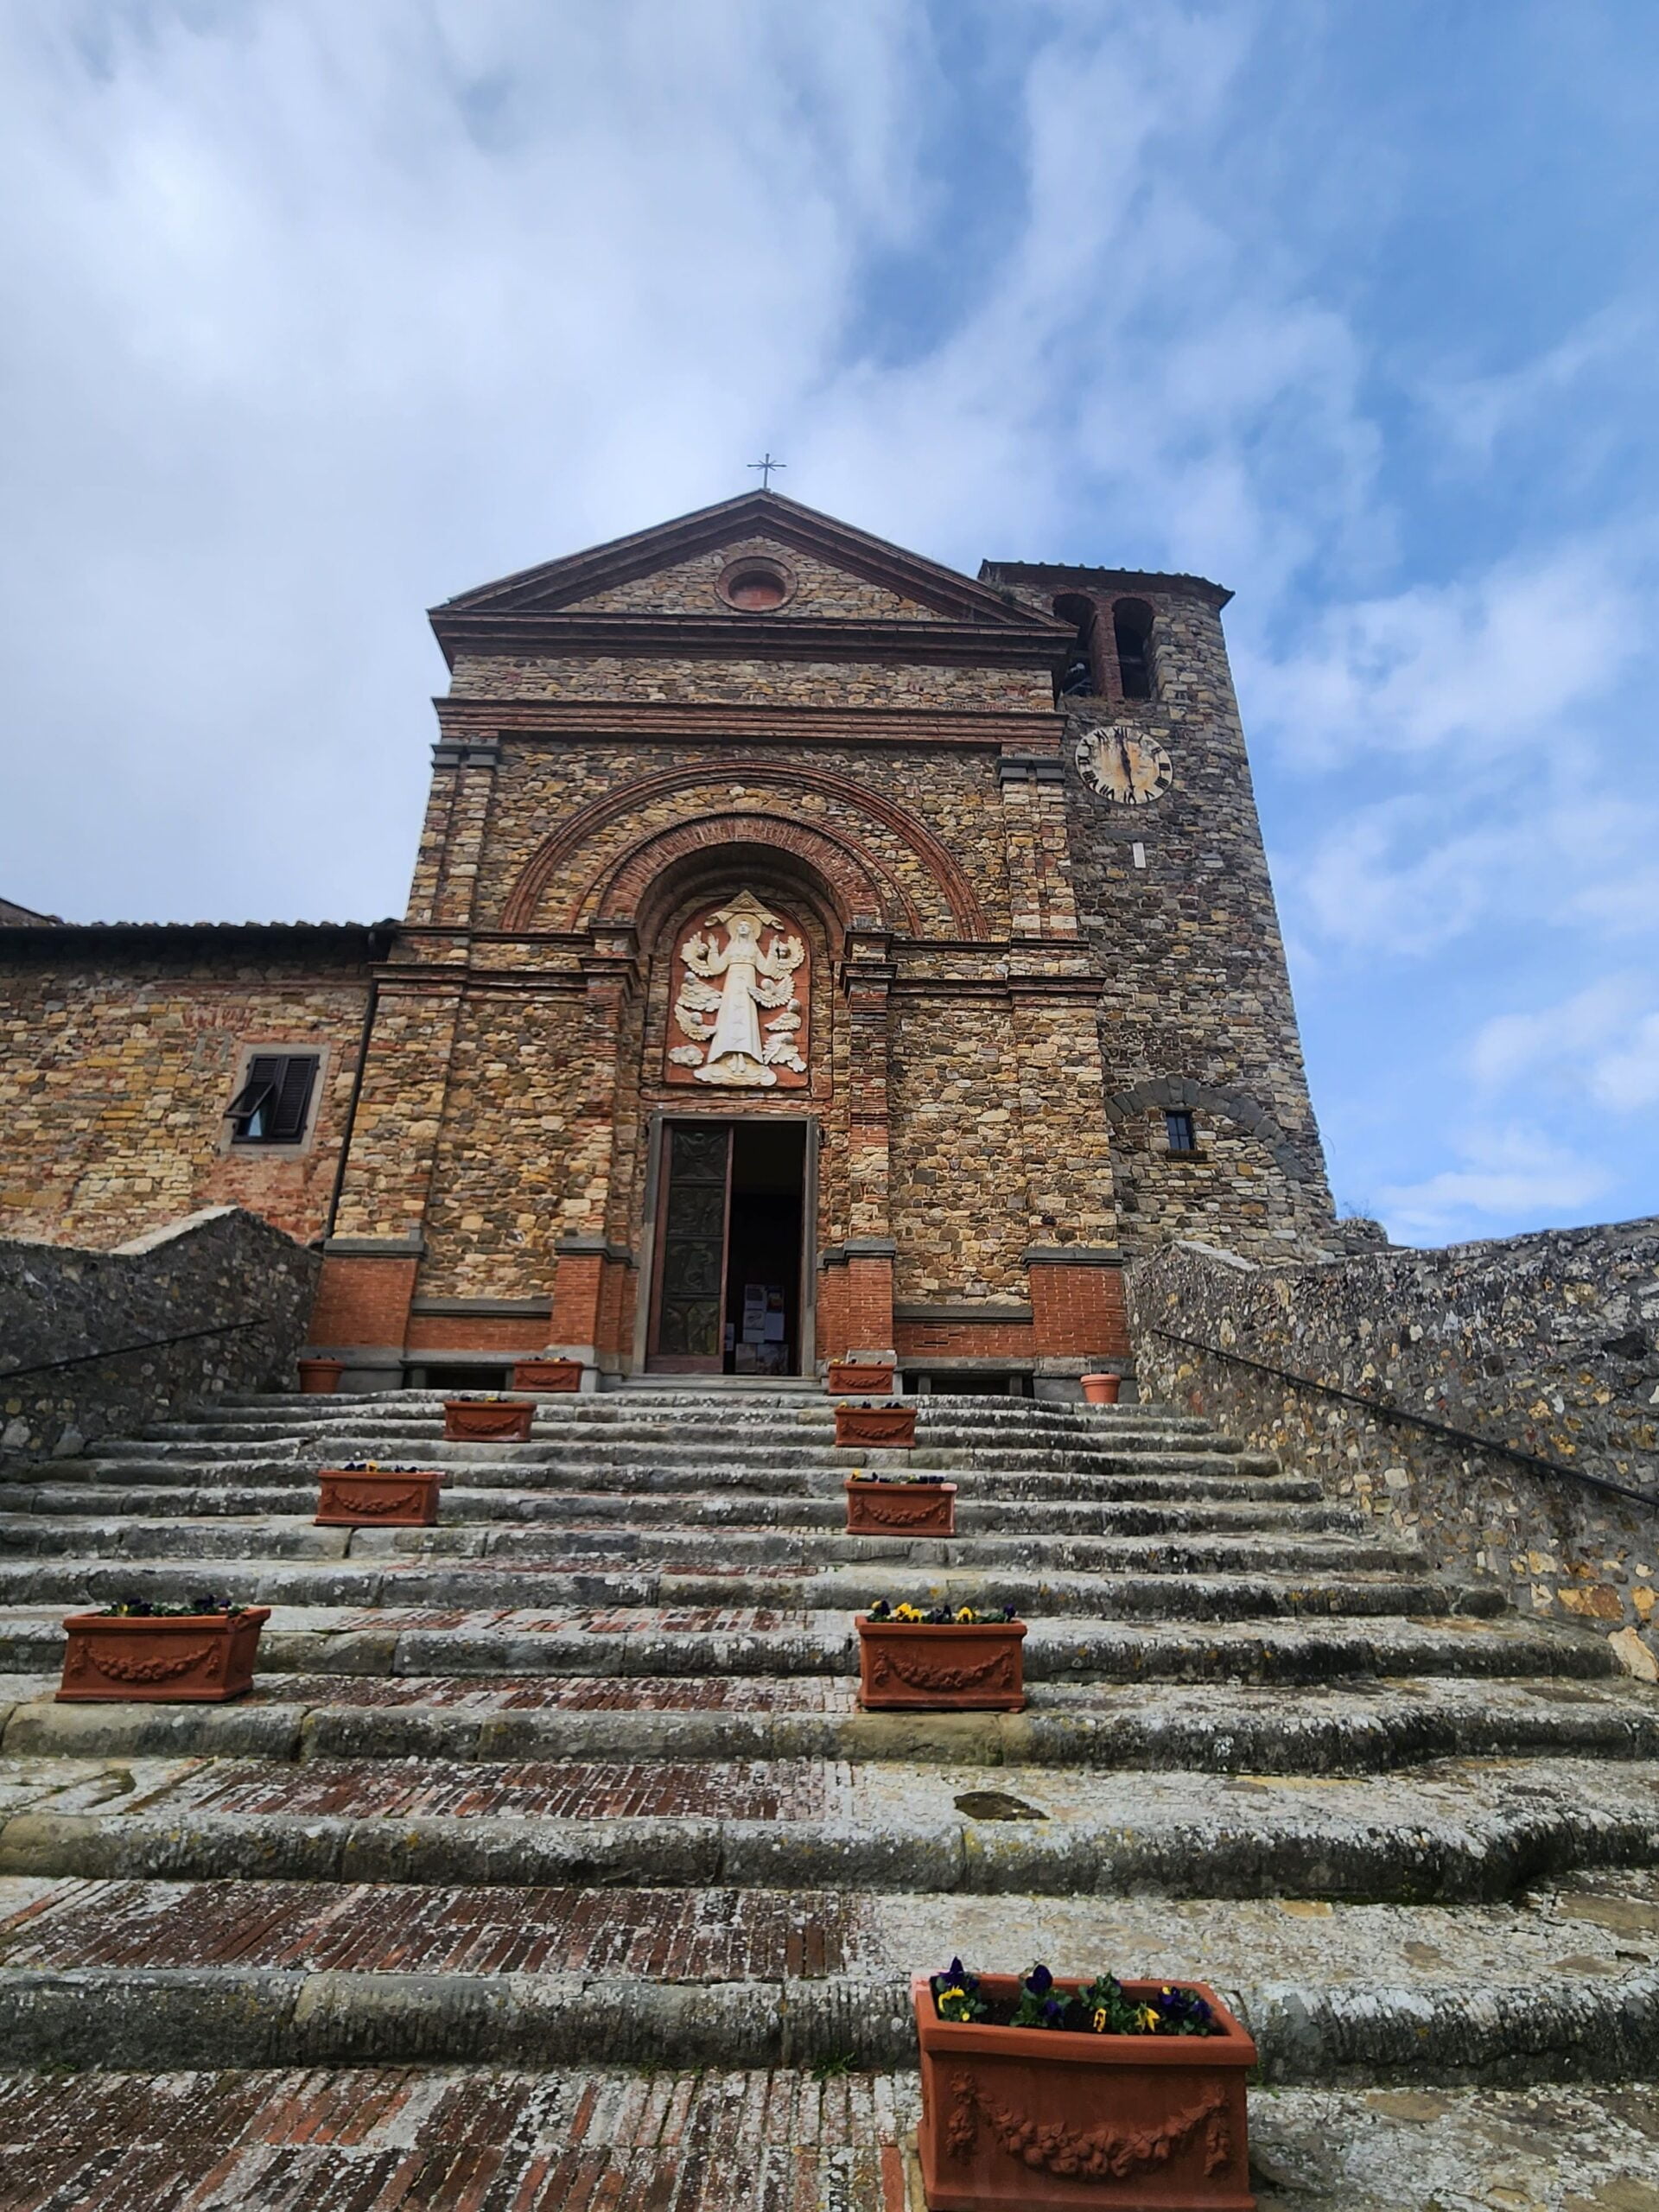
[1075,724,1173,806]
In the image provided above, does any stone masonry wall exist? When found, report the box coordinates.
[0,950,374,1249]
[565,537,939,620]
[1041,587,1336,1258]
[1128,1224,1659,1678]
[448,656,1049,711]
[0,1205,318,1462]
[473,744,1015,938]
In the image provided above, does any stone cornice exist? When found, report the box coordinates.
[431,610,1069,671]
[433,699,1064,751]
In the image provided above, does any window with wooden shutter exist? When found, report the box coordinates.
[226,1052,319,1145]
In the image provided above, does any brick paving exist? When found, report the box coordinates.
[0,2067,916,2210]
[0,1880,863,1977]
[129,1758,849,1822]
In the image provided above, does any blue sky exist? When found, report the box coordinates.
[1,0,1656,1246]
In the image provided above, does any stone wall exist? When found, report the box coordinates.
[448,655,1050,711]
[1128,1224,1659,1676]
[0,931,380,1249]
[0,1205,319,1462]
[982,564,1337,1260]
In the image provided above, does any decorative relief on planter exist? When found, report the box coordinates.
[57,1609,270,1704]
[844,1479,956,1536]
[834,1403,918,1449]
[945,2068,1233,2179]
[857,1618,1026,1712]
[442,1399,534,1442]
[315,1469,441,1527]
[914,1972,1256,2211]
[665,890,809,1088]
[826,1361,897,1395]
[512,1358,583,1392]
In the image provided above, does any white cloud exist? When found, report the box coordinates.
[1374,1124,1613,1247]
[1249,543,1643,771]
[1469,980,1659,1114]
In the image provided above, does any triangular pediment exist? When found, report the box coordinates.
[432,491,1064,633]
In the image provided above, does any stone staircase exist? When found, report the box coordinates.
[2,1387,1658,2209]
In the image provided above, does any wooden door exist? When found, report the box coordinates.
[647,1122,733,1371]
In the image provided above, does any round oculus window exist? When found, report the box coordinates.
[717,558,794,612]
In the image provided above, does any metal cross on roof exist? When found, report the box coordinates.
[747,453,785,491]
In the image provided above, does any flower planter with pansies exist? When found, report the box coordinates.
[512,1357,583,1393]
[826,1359,897,1395]
[834,1400,917,1450]
[315,1463,442,1528]
[857,1600,1025,1712]
[916,1959,1256,2211]
[57,1598,270,1704]
[442,1395,534,1442]
[844,1471,957,1537]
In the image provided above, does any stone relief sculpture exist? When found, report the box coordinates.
[666,892,808,1088]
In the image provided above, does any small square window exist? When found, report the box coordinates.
[1165,1109,1198,1155]
[226,1053,319,1145]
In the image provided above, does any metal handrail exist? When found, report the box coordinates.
[1150,1323,1659,1514]
[0,1317,263,1383]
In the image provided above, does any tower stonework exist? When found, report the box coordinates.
[0,492,1337,1393]
[980,561,1334,1258]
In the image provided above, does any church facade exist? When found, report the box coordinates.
[0,493,1334,1391]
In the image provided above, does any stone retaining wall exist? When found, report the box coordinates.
[1128,1220,1659,1676]
[0,1206,318,1462]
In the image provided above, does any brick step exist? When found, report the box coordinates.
[0,1603,1606,1685]
[20,1453,1306,1498]
[0,1554,1485,1621]
[0,2063,918,2210]
[0,1480,1345,1531]
[9,2064,1659,2210]
[9,1671,1659,1774]
[3,1867,1657,2080]
[0,1519,1408,1580]
[154,1393,1221,1433]
[59,1438,1272,1479]
[6,1751,1655,1899]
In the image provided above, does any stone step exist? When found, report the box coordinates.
[8,1671,1658,1775]
[0,1602,1614,1688]
[159,1392,1222,1431]
[58,1424,1265,1478]
[0,1517,1407,1579]
[3,1751,1658,1902]
[0,1554,1486,1621]
[0,2062,921,2209]
[6,2063,1659,2209]
[0,1481,1349,1533]
[2,1868,1656,2084]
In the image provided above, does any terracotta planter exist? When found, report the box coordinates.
[443,1398,534,1442]
[1081,1373,1122,1407]
[827,1360,897,1395]
[512,1358,583,1393]
[844,1478,957,1537]
[835,1402,918,1450]
[57,1608,270,1704]
[857,1615,1025,1712]
[296,1358,344,1395]
[914,1972,1256,2211]
[315,1467,441,1528]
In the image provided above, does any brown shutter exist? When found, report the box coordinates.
[269,1055,319,1141]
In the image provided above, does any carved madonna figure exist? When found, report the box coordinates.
[665,891,810,1088]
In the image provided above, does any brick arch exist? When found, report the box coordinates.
[573,811,919,935]
[1103,1077,1311,1184]
[497,762,988,937]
